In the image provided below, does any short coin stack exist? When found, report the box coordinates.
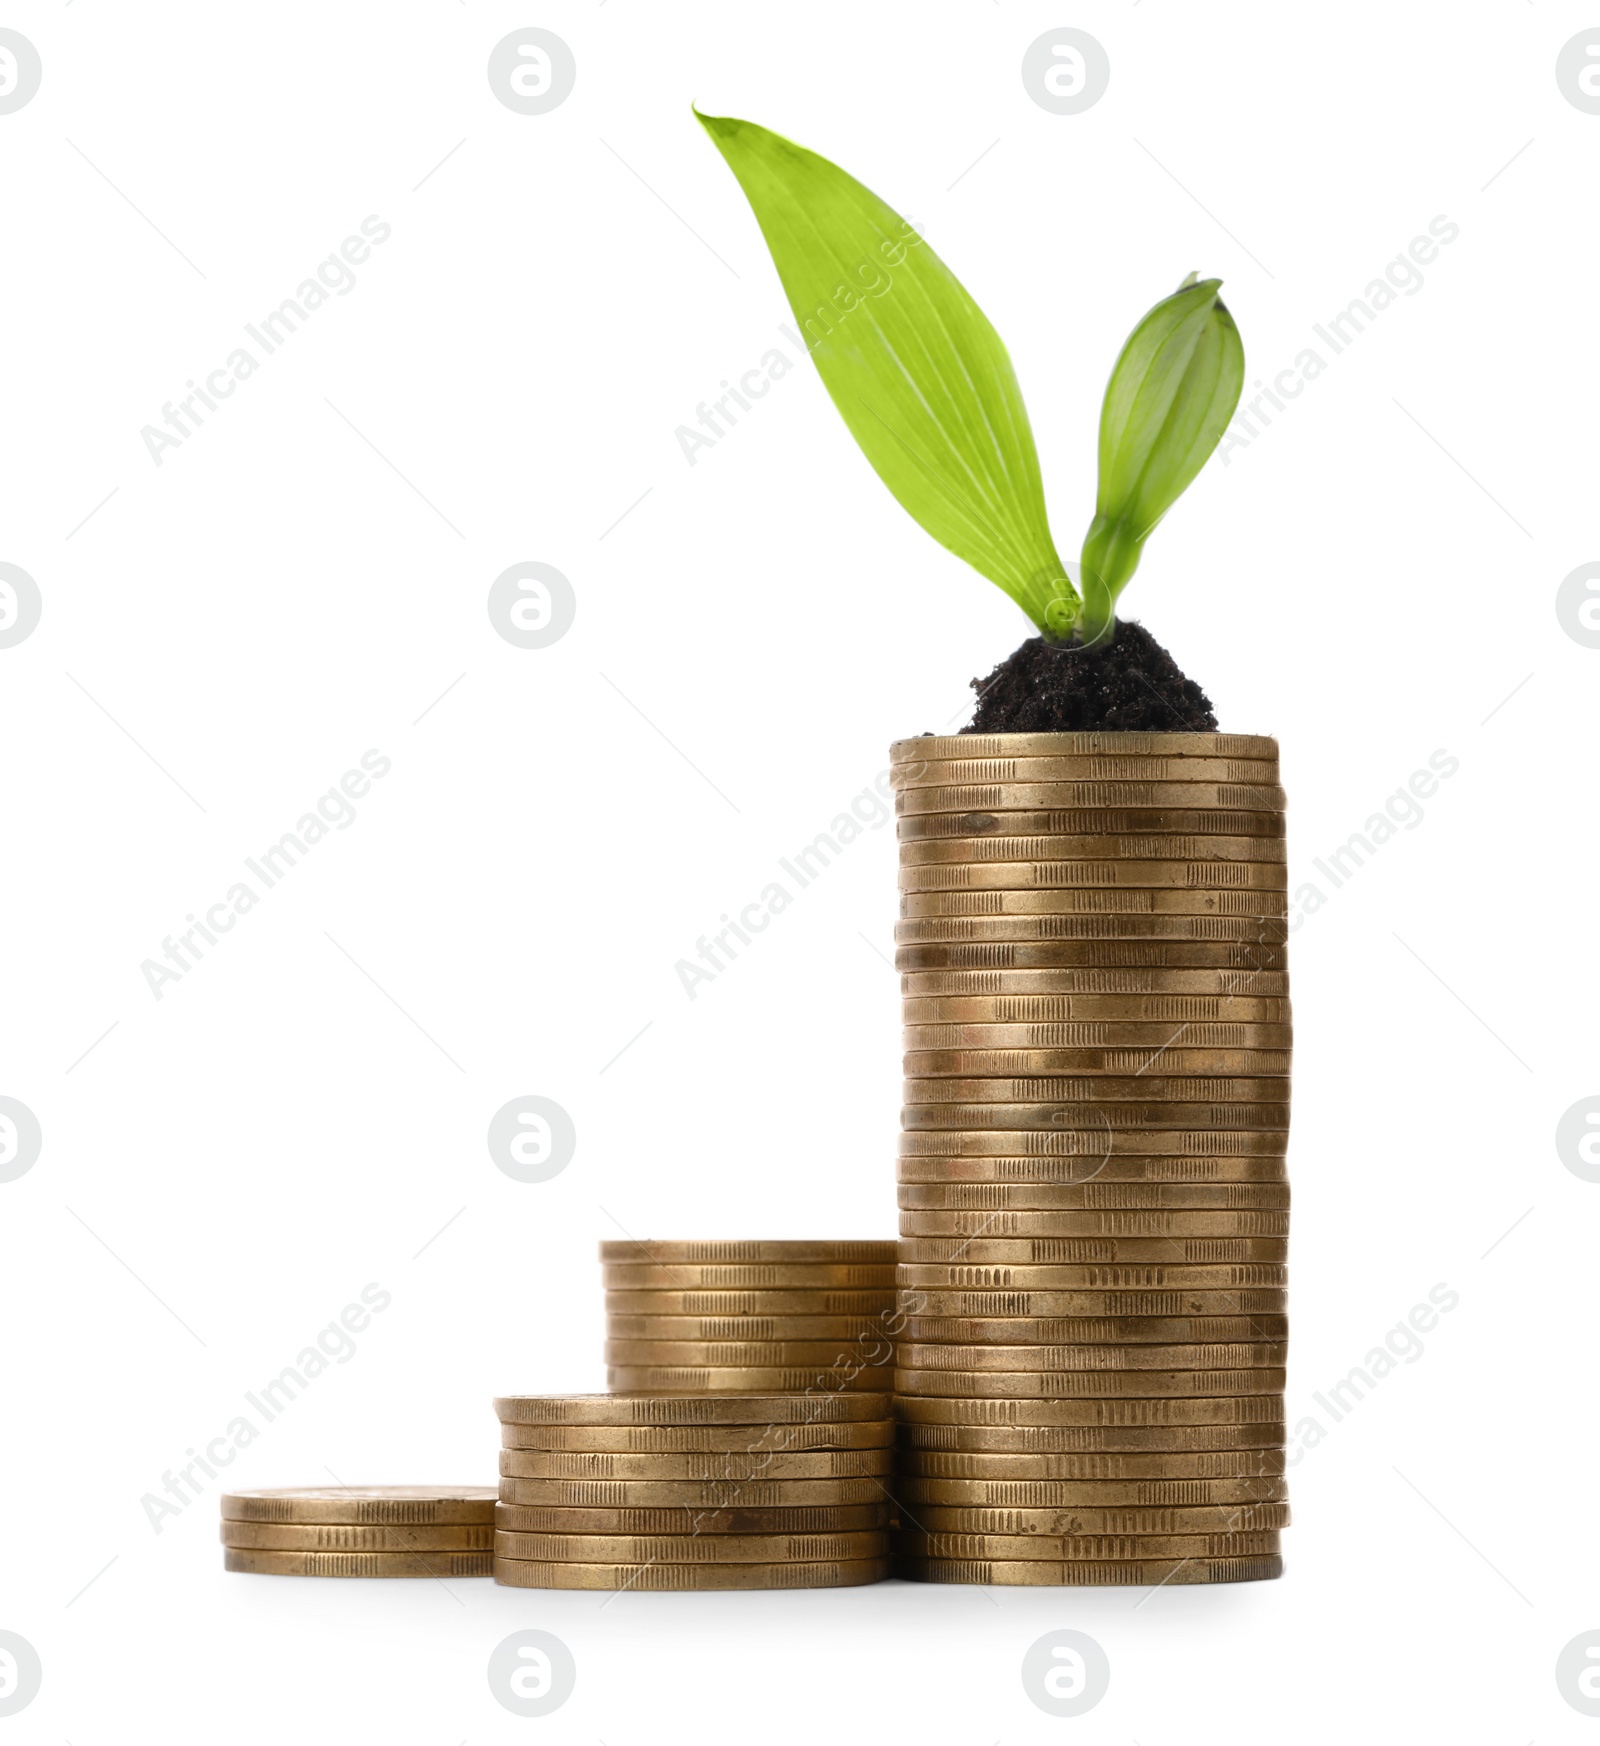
[891,731,1291,1586]
[493,1393,894,1588]
[221,1486,496,1577]
[602,1240,898,1394]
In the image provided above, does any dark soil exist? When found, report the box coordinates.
[964,621,1218,734]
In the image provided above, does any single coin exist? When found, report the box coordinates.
[898,943,1288,971]
[896,913,1287,943]
[498,1449,892,1480]
[904,1077,1290,1106]
[896,1304,1290,1337]
[900,888,1289,920]
[896,809,1286,845]
[604,1365,893,1393]
[898,1130,1288,1155]
[596,1240,897,1264]
[899,1210,1289,1237]
[899,1422,1285,1453]
[495,1502,893,1535]
[219,1486,497,1525]
[904,1020,1291,1049]
[896,1554,1283,1586]
[493,1557,891,1591]
[224,1548,494,1578]
[900,862,1289,895]
[896,1264,1288,1289]
[902,995,1290,1025]
[894,1395,1284,1428]
[891,756,1279,787]
[901,1316,1287,1345]
[898,782,1287,817]
[494,1530,888,1563]
[500,1477,894,1507]
[895,1343,1286,1373]
[896,1155,1289,1182]
[901,1106,1291,1136]
[899,836,1287,868]
[221,1521,494,1552]
[896,1177,1289,1206]
[890,733,1279,761]
[897,1476,1288,1506]
[895,1530,1280,1561]
[494,1392,889,1426]
[896,1239,1289,1264]
[893,1367,1285,1400]
[915,1502,1290,1534]
[503,1420,897,1452]
[602,1341,895,1367]
[896,1450,1285,1480]
[902,968,1288,995]
[604,1315,900,1342]
[604,1290,897,1316]
[599,1264,897,1288]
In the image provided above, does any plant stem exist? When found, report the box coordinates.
[1077,514,1144,646]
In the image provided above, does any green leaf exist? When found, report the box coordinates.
[697,110,1074,631]
[1079,277,1244,643]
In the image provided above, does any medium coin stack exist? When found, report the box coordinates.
[891,731,1291,1586]
[220,1486,497,1577]
[493,1393,895,1588]
[601,1240,899,1394]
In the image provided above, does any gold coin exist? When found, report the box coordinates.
[596,1240,897,1264]
[221,1521,493,1552]
[903,995,1290,1024]
[604,1315,901,1342]
[224,1548,493,1578]
[896,1343,1286,1373]
[900,862,1289,894]
[494,1392,888,1426]
[604,1290,896,1316]
[498,1449,893,1480]
[599,1264,897,1288]
[499,1477,894,1507]
[894,1396,1284,1427]
[898,1477,1288,1506]
[604,1365,893,1393]
[900,1210,1289,1237]
[896,1529,1280,1560]
[900,886,1288,918]
[495,1530,888,1563]
[897,783,1287,816]
[898,1263,1288,1289]
[896,1156,1289,1182]
[495,1502,893,1535]
[901,1107,1291,1137]
[904,1020,1292,1049]
[890,733,1279,761]
[897,1297,1291,1328]
[902,1316,1287,1345]
[900,1422,1285,1453]
[897,1450,1285,1479]
[897,1178,1288,1207]
[894,1367,1285,1399]
[493,1557,890,1590]
[895,913,1287,942]
[898,1130,1288,1155]
[503,1418,897,1451]
[898,808,1286,844]
[904,1077,1290,1106]
[603,1341,895,1367]
[913,1502,1290,1533]
[219,1486,496,1525]
[899,836,1288,868]
[891,756,1279,787]
[898,943,1288,971]
[902,968,1289,995]
[896,1239,1290,1263]
[897,1554,1283,1586]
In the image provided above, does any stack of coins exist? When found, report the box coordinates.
[602,1240,899,1394]
[891,731,1290,1586]
[493,1393,895,1588]
[220,1486,496,1577]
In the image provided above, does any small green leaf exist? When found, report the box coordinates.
[697,110,1075,631]
[1079,277,1244,643]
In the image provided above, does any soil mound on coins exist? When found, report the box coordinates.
[964,621,1218,734]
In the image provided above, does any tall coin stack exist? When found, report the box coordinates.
[891,732,1291,1587]
[221,1486,497,1577]
[602,1240,899,1394]
[493,1393,894,1588]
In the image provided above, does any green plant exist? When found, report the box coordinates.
[698,111,1243,647]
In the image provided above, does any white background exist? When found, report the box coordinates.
[2,1,1597,1739]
